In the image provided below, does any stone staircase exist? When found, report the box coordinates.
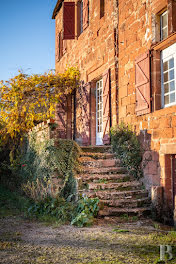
[77,146,151,217]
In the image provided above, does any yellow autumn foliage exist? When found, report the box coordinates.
[0,67,80,140]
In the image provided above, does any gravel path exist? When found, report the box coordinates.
[0,216,175,264]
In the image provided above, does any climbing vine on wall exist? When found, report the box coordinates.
[21,133,81,201]
[0,67,80,141]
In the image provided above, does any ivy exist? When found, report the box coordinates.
[20,134,81,201]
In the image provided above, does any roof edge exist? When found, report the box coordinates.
[52,0,64,19]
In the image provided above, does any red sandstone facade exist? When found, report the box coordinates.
[118,0,176,224]
[53,0,118,146]
[53,0,176,224]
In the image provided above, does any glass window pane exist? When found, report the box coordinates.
[162,27,168,39]
[162,13,167,27]
[164,72,168,82]
[170,93,175,103]
[170,81,175,92]
[169,58,174,69]
[164,83,169,93]
[164,95,169,105]
[163,61,168,72]
[169,69,175,80]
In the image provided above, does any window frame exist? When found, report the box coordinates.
[160,10,168,41]
[96,78,103,145]
[56,31,63,62]
[161,43,176,108]
[80,0,83,34]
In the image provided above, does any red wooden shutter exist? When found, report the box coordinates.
[173,0,176,33]
[55,96,67,139]
[81,82,91,146]
[135,51,151,116]
[63,2,75,40]
[168,0,176,34]
[83,0,89,30]
[103,69,110,145]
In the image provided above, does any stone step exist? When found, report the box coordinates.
[80,152,115,160]
[100,197,151,208]
[83,167,127,174]
[99,206,151,217]
[79,145,151,219]
[81,146,111,153]
[88,181,142,191]
[77,173,132,183]
[79,189,149,200]
[79,158,120,168]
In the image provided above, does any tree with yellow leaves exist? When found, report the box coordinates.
[0,67,80,141]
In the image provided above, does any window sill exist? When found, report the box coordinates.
[152,32,176,51]
[162,102,176,109]
[153,104,176,116]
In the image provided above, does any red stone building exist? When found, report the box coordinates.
[52,0,118,146]
[52,0,176,224]
[118,0,176,224]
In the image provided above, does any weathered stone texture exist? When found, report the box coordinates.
[118,0,176,223]
[55,0,119,139]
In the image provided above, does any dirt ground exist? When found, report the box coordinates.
[0,216,176,264]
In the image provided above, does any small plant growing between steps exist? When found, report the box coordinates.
[97,179,108,184]
[111,122,143,179]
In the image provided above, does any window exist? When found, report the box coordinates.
[160,10,168,41]
[59,31,63,59]
[80,1,83,33]
[56,31,63,61]
[96,79,103,145]
[96,79,103,134]
[83,0,89,30]
[161,43,176,107]
[77,0,83,36]
[77,0,88,37]
[100,0,105,19]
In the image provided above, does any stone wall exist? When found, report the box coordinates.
[54,0,119,145]
[28,119,63,197]
[118,0,176,223]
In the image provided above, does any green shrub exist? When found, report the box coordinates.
[27,196,74,224]
[27,195,99,227]
[0,185,31,216]
[71,196,99,227]
[111,122,143,179]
